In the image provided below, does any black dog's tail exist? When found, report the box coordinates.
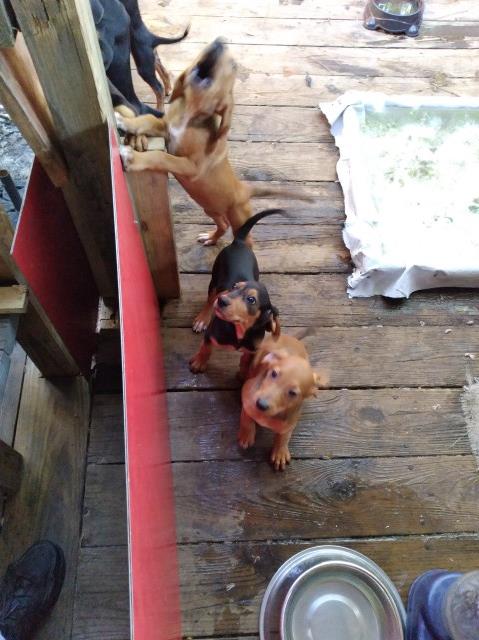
[235,209,287,243]
[151,25,190,47]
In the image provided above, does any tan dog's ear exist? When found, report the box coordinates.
[261,349,288,366]
[310,369,329,396]
[170,71,187,102]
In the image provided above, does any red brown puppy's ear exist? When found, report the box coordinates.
[261,349,288,366]
[170,70,187,101]
[310,369,330,397]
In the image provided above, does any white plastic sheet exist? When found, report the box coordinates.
[320,92,479,298]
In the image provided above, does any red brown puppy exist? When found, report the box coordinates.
[240,334,328,470]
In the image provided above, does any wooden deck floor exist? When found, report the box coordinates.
[78,2,479,639]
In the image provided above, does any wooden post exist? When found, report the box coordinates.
[0,438,22,496]
[9,0,117,298]
[127,166,181,299]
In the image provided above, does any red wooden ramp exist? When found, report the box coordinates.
[110,128,181,640]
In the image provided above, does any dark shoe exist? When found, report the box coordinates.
[0,541,65,640]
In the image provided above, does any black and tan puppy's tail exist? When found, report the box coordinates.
[235,208,287,242]
[151,24,190,47]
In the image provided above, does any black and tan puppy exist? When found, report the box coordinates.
[189,209,284,376]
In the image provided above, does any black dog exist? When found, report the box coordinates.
[189,209,284,376]
[91,0,188,116]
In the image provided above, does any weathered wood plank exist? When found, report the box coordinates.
[0,343,26,445]
[174,456,479,543]
[175,224,349,274]
[146,16,479,49]
[135,72,479,107]
[0,285,27,314]
[162,326,479,390]
[163,274,479,328]
[0,359,90,640]
[90,388,469,463]
[167,388,469,461]
[0,437,22,496]
[143,42,479,78]
[88,394,124,465]
[11,0,116,296]
[140,0,479,21]
[82,463,127,547]
[73,546,129,640]
[127,170,180,299]
[170,180,345,224]
[0,0,15,47]
[178,535,479,636]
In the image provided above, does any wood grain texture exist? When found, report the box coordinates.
[167,388,469,461]
[0,285,27,314]
[163,274,479,328]
[0,343,26,445]
[0,437,22,496]
[144,42,479,78]
[0,359,90,640]
[174,456,479,543]
[140,0,478,21]
[178,535,479,636]
[0,1,14,47]
[135,72,479,108]
[145,16,479,49]
[170,180,345,224]
[162,326,479,390]
[73,547,129,640]
[11,0,116,296]
[175,224,349,274]
[90,389,469,463]
[82,463,127,547]
[127,170,180,299]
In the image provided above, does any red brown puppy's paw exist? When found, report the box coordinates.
[238,425,256,449]
[270,445,291,471]
[189,353,208,373]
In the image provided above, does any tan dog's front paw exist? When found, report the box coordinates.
[197,231,217,246]
[126,134,149,152]
[119,145,134,170]
[189,353,207,373]
[238,426,256,449]
[270,445,291,471]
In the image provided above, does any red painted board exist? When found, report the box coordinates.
[11,159,98,376]
[110,128,181,640]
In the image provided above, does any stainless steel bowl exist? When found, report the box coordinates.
[259,545,406,640]
[280,560,404,640]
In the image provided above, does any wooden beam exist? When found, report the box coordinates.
[9,0,117,298]
[0,35,68,187]
[0,1,14,47]
[0,438,22,496]
[127,155,180,299]
[0,285,27,314]
[0,206,79,377]
[0,358,90,639]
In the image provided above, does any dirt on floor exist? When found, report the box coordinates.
[0,105,33,226]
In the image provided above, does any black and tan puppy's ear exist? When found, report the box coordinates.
[170,70,187,102]
[263,305,281,338]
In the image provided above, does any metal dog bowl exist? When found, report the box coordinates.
[364,1,423,37]
[260,546,406,640]
[280,561,404,640]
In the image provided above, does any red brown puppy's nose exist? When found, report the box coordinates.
[256,398,269,411]
[218,295,230,308]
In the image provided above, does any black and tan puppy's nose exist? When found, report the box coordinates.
[217,295,230,308]
[256,398,269,412]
